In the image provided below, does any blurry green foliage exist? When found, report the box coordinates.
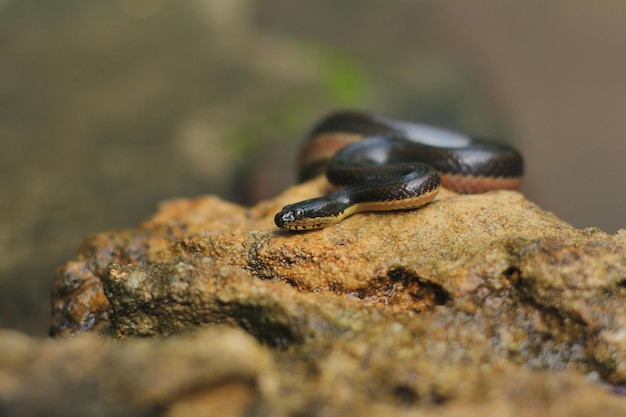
[315,46,374,105]
[225,42,374,157]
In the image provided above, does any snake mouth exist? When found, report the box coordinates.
[274,216,333,231]
[274,208,342,231]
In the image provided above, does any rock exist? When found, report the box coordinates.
[43,177,626,415]
[1,329,624,417]
[0,327,278,416]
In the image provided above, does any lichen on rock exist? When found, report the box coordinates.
[45,177,626,415]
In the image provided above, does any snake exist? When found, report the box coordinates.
[274,111,524,230]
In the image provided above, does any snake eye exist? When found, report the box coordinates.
[294,208,304,219]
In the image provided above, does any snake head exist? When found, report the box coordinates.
[274,206,305,227]
[274,203,319,230]
[274,196,349,230]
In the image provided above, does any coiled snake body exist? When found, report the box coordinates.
[275,111,524,230]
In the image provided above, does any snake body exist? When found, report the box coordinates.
[275,111,524,230]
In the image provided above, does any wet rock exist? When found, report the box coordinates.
[43,178,626,415]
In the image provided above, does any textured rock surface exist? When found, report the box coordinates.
[41,178,626,415]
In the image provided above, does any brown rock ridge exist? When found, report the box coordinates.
[41,177,626,415]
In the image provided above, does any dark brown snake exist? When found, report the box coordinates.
[275,111,524,230]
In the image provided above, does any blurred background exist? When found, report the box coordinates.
[2,0,625,336]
